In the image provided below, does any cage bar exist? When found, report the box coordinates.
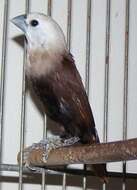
[1,163,137,179]
[122,0,130,190]
[41,116,47,190]
[47,0,52,17]
[85,0,91,96]
[103,0,111,143]
[0,0,9,167]
[67,0,72,51]
[83,0,92,189]
[18,1,30,190]
[62,170,66,190]
[103,1,111,189]
[82,165,87,190]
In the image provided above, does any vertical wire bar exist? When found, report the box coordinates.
[85,0,91,96]
[83,0,92,189]
[103,1,111,190]
[62,1,72,189]
[67,0,72,50]
[18,1,30,190]
[41,116,47,190]
[41,1,52,189]
[103,0,111,143]
[0,1,9,189]
[41,170,46,190]
[47,0,52,17]
[0,0,9,166]
[62,172,67,190]
[122,1,130,190]
[82,165,87,190]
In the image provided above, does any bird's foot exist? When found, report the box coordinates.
[23,136,80,171]
[41,136,80,163]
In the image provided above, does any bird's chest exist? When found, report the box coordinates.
[26,54,54,78]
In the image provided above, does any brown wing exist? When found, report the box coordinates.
[53,54,99,143]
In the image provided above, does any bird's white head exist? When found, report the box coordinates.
[12,13,67,54]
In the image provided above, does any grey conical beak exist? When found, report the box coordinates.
[11,14,27,32]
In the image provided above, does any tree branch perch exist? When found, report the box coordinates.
[18,138,137,167]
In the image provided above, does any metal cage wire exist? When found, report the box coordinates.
[0,0,136,190]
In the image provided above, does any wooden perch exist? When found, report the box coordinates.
[18,138,137,167]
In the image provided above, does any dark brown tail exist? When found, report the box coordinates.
[92,163,108,183]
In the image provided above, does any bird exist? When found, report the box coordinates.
[11,13,107,182]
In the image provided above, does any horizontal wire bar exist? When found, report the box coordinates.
[0,164,62,175]
[0,164,137,179]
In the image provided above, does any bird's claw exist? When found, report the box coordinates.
[41,136,80,163]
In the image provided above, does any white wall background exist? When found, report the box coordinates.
[0,0,137,189]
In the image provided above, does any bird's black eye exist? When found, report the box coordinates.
[30,19,39,27]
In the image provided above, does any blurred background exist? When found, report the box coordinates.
[0,0,137,189]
